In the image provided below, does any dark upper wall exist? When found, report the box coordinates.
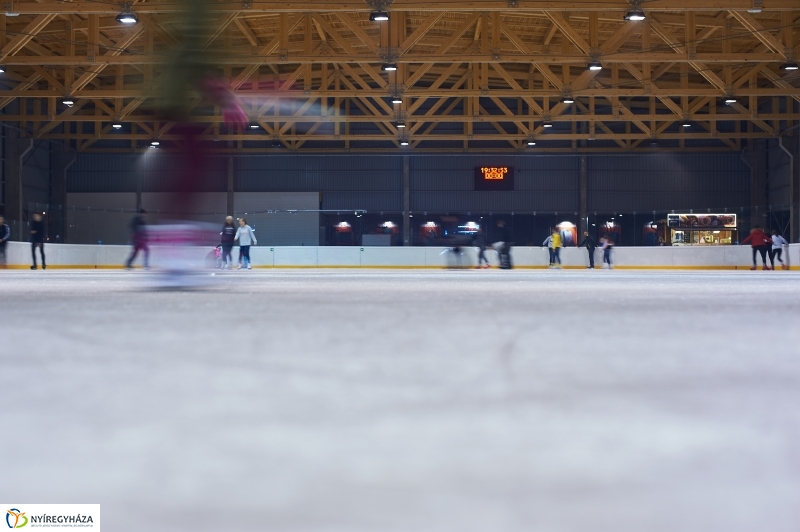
[67,152,751,214]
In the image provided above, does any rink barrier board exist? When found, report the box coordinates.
[1,242,798,270]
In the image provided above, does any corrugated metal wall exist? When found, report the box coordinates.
[588,154,749,212]
[410,154,578,212]
[67,152,752,214]
[766,140,791,209]
[23,140,51,208]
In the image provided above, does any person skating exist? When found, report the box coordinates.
[579,231,597,269]
[770,230,788,270]
[220,216,236,269]
[0,216,10,268]
[550,228,563,269]
[29,213,46,270]
[235,217,257,270]
[542,234,554,267]
[740,227,772,270]
[494,220,513,269]
[600,236,614,269]
[471,228,490,269]
[125,209,149,269]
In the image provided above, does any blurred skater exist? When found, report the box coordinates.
[600,236,614,269]
[770,230,788,270]
[125,209,149,270]
[494,220,513,269]
[0,216,9,268]
[220,216,236,269]
[740,227,772,270]
[29,213,46,270]
[550,228,563,269]
[543,233,554,267]
[472,228,490,269]
[579,231,597,269]
[235,218,257,270]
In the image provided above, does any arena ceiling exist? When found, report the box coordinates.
[0,0,798,153]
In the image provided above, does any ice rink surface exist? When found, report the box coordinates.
[1,268,799,532]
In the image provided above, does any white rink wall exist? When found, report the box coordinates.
[4,241,800,269]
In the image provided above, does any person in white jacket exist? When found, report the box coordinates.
[234,218,257,269]
[770,230,788,270]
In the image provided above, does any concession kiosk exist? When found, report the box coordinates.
[667,213,737,245]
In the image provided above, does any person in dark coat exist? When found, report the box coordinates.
[578,231,597,269]
[472,228,490,269]
[29,213,46,270]
[494,220,513,269]
[125,209,149,269]
[0,215,10,268]
[220,216,236,269]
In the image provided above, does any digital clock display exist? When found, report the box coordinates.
[475,166,514,191]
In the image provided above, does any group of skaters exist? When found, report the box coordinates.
[124,211,258,270]
[741,227,789,270]
[468,221,615,270]
[216,216,257,270]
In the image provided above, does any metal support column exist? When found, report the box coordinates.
[227,156,235,216]
[49,145,76,243]
[741,146,767,232]
[579,155,588,236]
[403,155,410,246]
[3,130,33,240]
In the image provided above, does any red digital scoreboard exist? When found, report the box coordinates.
[475,166,514,191]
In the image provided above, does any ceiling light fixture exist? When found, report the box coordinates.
[382,63,398,72]
[116,4,139,25]
[527,140,536,146]
[561,95,575,104]
[543,120,554,128]
[150,141,160,146]
[747,0,763,13]
[112,123,123,129]
[370,11,389,22]
[586,60,603,71]
[0,66,5,73]
[62,99,74,107]
[393,121,406,128]
[780,61,799,71]
[392,96,403,104]
[724,96,738,105]
[682,120,692,128]
[624,0,646,21]
[249,124,260,129]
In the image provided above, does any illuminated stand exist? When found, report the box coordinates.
[420,221,441,246]
[665,214,737,246]
[556,221,578,246]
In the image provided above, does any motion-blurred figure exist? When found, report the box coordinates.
[543,233,554,267]
[220,216,236,270]
[770,230,788,270]
[234,218,257,270]
[579,231,597,269]
[600,236,614,269]
[472,228,490,269]
[494,220,513,269]
[0,216,9,268]
[29,213,46,270]
[125,209,149,270]
[740,227,772,271]
[550,228,563,269]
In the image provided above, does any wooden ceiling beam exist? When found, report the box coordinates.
[7,1,800,14]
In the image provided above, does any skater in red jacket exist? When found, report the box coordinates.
[740,227,773,270]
